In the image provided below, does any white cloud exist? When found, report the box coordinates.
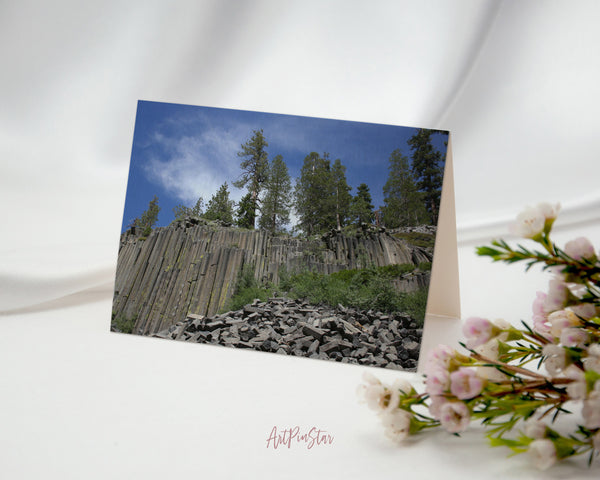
[143,125,248,204]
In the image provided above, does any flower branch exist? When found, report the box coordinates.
[358,202,600,470]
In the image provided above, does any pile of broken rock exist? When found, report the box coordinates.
[152,298,422,371]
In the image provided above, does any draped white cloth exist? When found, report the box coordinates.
[2,1,600,478]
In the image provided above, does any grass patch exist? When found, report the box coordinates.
[393,232,435,249]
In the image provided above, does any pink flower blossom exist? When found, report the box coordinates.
[533,317,552,338]
[584,344,600,373]
[569,303,597,320]
[462,317,495,349]
[532,291,547,316]
[509,206,546,239]
[357,373,414,416]
[449,367,485,400]
[425,344,455,371]
[356,372,400,414]
[537,202,560,222]
[428,395,448,420]
[356,374,386,412]
[390,378,412,396]
[548,309,581,337]
[544,280,570,314]
[524,418,547,439]
[566,380,587,401]
[582,391,600,429]
[565,365,587,400]
[564,237,596,261]
[439,401,471,433]
[559,327,588,347]
[542,344,567,376]
[425,367,450,396]
[475,338,509,382]
[532,291,552,336]
[381,409,412,443]
[528,439,557,470]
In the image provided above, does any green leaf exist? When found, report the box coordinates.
[553,437,576,459]
[488,436,528,454]
[585,370,600,390]
[476,246,504,257]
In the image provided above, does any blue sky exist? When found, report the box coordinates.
[121,101,449,232]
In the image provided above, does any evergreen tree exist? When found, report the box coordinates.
[382,149,429,227]
[173,197,203,221]
[351,183,374,226]
[134,195,160,236]
[204,183,234,224]
[409,129,446,225]
[235,193,255,229]
[259,154,292,234]
[331,158,352,230]
[233,129,269,228]
[294,152,335,236]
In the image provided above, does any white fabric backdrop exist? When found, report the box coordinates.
[2,1,600,478]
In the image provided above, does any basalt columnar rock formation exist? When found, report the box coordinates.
[153,298,423,371]
[112,218,433,336]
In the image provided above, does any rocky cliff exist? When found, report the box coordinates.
[112,219,432,335]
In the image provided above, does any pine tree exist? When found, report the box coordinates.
[259,155,292,234]
[173,197,203,221]
[382,149,429,227]
[204,183,234,224]
[351,184,374,226]
[134,195,160,236]
[409,129,446,225]
[235,193,255,229]
[233,129,269,228]
[294,152,335,236]
[331,158,352,230]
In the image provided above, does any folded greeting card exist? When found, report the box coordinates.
[111,101,457,371]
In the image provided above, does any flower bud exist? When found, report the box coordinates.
[529,439,557,470]
[564,237,596,261]
[537,202,560,234]
[524,418,547,439]
[542,344,568,376]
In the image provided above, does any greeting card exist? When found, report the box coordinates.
[111,101,457,371]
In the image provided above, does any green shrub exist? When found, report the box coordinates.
[281,265,428,322]
[377,263,416,276]
[223,286,272,312]
[220,263,274,313]
[400,288,429,327]
[220,260,429,322]
[111,313,138,333]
